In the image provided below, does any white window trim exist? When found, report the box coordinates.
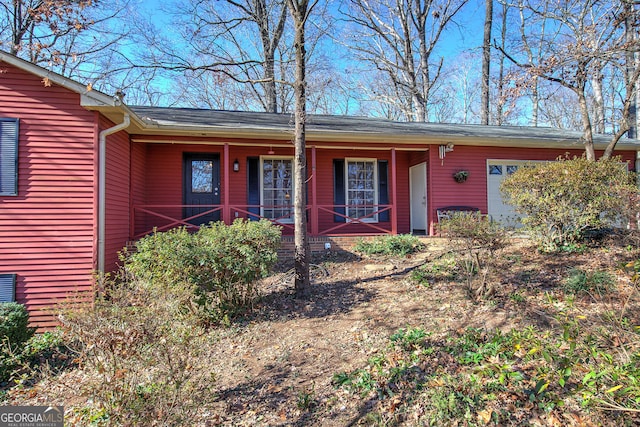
[345,157,378,223]
[260,156,295,224]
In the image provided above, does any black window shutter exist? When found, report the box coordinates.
[333,159,346,222]
[0,274,16,303]
[247,157,260,220]
[0,118,19,196]
[378,160,389,222]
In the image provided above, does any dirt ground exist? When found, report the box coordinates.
[7,236,640,426]
[197,236,640,426]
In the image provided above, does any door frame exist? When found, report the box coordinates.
[409,162,427,234]
[183,152,221,225]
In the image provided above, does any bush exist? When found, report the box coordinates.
[0,303,36,382]
[354,234,425,257]
[500,156,637,252]
[125,219,281,323]
[61,274,214,425]
[437,212,508,299]
[0,303,35,349]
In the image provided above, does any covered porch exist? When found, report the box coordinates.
[128,138,430,240]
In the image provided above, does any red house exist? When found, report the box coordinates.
[1,52,638,327]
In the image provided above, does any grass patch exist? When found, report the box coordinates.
[411,254,458,286]
[563,268,616,295]
[353,234,425,257]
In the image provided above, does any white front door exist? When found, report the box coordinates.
[410,162,427,233]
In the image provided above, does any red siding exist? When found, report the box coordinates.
[0,62,97,328]
[427,145,637,234]
[131,142,147,237]
[103,116,131,272]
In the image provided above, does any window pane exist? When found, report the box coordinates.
[192,160,213,193]
[506,165,518,174]
[489,165,502,175]
[263,158,293,220]
[346,160,377,221]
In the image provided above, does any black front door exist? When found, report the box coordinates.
[183,153,221,225]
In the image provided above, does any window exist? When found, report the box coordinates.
[489,165,503,175]
[346,159,378,222]
[0,274,15,302]
[506,165,518,175]
[0,118,19,196]
[261,157,293,222]
[191,160,213,193]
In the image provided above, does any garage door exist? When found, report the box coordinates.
[487,160,527,225]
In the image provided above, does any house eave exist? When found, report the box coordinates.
[126,124,640,151]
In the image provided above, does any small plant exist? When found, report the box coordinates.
[296,386,316,410]
[411,255,458,286]
[390,326,429,351]
[563,268,615,295]
[353,234,425,257]
[453,170,469,183]
[509,291,526,303]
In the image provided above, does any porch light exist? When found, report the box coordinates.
[233,159,240,172]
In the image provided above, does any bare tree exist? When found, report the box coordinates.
[498,0,640,160]
[285,0,317,298]
[341,0,468,122]
[481,0,492,125]
[174,0,290,113]
[0,0,131,89]
[624,0,639,138]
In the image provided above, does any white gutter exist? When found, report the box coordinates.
[97,114,130,272]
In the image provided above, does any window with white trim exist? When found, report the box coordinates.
[0,118,19,196]
[261,157,294,223]
[346,158,378,222]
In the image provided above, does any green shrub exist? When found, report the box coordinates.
[501,156,637,252]
[0,303,36,382]
[354,234,425,257]
[0,303,35,349]
[125,219,281,323]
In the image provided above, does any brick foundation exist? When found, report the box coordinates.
[278,235,385,258]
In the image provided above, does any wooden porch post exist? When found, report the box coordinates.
[223,143,230,224]
[311,146,318,235]
[391,148,398,234]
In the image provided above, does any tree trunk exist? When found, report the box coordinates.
[288,0,311,298]
[591,64,605,133]
[481,0,493,125]
[625,0,638,139]
[495,1,507,125]
[263,55,279,113]
[576,88,596,160]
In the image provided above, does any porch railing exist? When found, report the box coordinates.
[131,203,394,240]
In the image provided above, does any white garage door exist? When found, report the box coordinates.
[486,160,528,226]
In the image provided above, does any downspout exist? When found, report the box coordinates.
[97,114,130,272]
